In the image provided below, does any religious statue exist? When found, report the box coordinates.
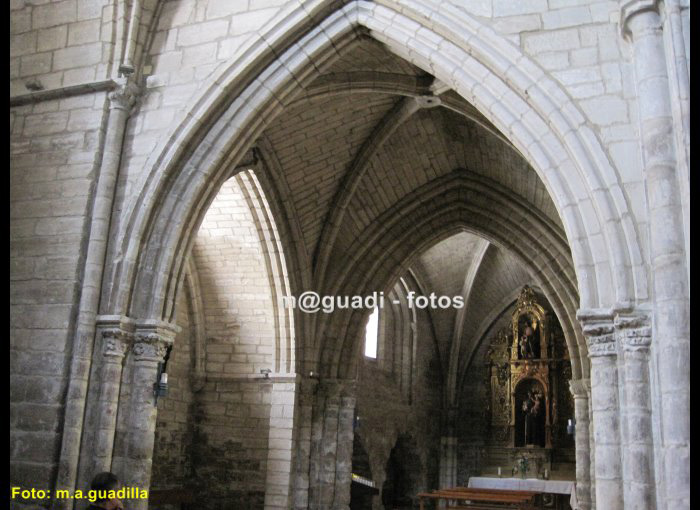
[519,325,535,359]
[522,389,543,446]
[517,313,541,359]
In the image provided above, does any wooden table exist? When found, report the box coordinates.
[417,487,538,509]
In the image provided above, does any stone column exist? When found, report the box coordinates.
[439,436,457,488]
[621,2,690,507]
[439,406,458,492]
[53,80,140,509]
[578,310,622,509]
[616,311,655,509]
[264,375,300,510]
[308,379,356,510]
[90,318,133,474]
[587,389,596,510]
[569,378,591,510]
[122,323,176,510]
[293,377,318,510]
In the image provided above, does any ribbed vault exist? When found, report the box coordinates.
[107,0,647,394]
[315,171,582,384]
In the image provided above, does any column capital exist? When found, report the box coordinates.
[620,0,661,40]
[569,378,591,398]
[96,315,135,358]
[101,329,132,358]
[298,375,318,392]
[132,334,172,362]
[132,320,178,362]
[108,79,141,112]
[577,308,616,357]
[615,312,652,351]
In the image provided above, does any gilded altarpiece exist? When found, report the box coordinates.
[484,287,574,476]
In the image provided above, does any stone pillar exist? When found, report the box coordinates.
[439,436,457,488]
[121,323,176,510]
[293,377,318,510]
[264,375,300,510]
[569,378,591,510]
[439,406,458,492]
[308,379,356,510]
[578,310,622,509]
[53,80,140,509]
[90,318,133,474]
[587,390,596,510]
[616,311,655,509]
[621,2,690,507]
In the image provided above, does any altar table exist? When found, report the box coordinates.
[468,477,578,510]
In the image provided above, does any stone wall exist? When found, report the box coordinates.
[10,89,109,497]
[190,380,272,510]
[10,0,115,96]
[150,284,196,505]
[148,172,284,509]
[456,313,502,484]
[192,175,277,378]
[353,288,442,507]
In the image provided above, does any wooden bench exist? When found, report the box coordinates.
[418,487,538,510]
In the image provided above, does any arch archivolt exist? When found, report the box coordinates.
[445,240,490,407]
[102,0,644,383]
[183,256,206,379]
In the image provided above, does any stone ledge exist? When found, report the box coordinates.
[10,79,118,107]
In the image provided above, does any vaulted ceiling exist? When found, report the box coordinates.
[254,34,571,382]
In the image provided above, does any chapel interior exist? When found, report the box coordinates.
[10,1,690,510]
[140,36,580,509]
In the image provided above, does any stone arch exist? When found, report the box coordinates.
[104,0,645,372]
[183,257,206,379]
[317,171,584,381]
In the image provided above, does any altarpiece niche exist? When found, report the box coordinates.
[484,286,574,475]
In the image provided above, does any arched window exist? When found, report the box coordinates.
[364,307,379,359]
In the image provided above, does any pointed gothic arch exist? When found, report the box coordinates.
[102,0,645,382]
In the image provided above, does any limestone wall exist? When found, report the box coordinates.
[150,284,196,503]
[354,289,442,504]
[10,90,109,492]
[190,380,272,509]
[192,176,277,378]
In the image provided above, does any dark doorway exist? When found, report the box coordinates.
[382,434,421,510]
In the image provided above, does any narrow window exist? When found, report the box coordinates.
[364,307,379,359]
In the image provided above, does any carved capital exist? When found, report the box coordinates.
[576,309,617,358]
[96,315,134,359]
[108,82,140,112]
[615,313,652,351]
[620,0,661,40]
[586,333,616,357]
[577,308,616,358]
[101,329,131,358]
[133,333,172,362]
